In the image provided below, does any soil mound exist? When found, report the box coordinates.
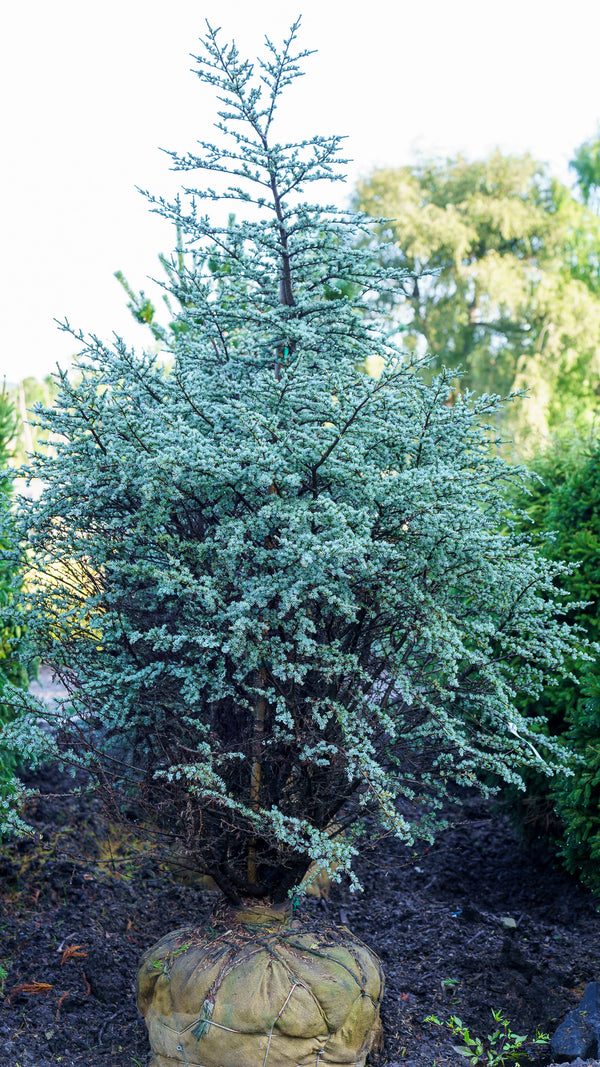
[1,765,598,1067]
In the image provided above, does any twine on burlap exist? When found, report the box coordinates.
[137,904,383,1067]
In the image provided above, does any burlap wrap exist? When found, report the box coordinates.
[136,902,384,1067]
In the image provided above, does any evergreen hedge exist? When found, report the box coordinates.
[509,434,600,890]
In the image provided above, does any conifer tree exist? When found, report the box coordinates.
[1,22,583,902]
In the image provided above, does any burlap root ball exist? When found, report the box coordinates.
[136,901,384,1067]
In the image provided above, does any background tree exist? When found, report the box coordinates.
[7,375,58,467]
[0,24,584,904]
[571,128,600,213]
[355,153,600,450]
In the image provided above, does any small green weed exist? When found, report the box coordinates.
[426,1009,549,1066]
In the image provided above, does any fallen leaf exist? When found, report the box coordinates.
[7,981,53,1003]
[55,990,72,1019]
[61,945,88,964]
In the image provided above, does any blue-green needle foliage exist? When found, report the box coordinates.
[0,21,583,902]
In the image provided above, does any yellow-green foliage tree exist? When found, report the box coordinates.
[571,127,600,214]
[8,376,58,466]
[355,152,600,450]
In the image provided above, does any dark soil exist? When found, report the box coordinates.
[1,744,599,1066]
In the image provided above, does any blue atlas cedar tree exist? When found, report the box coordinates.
[0,20,586,902]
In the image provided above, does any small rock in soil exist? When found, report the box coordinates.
[551,983,600,1062]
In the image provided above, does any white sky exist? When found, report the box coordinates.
[2,0,600,381]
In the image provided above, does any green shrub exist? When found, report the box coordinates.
[513,432,600,732]
[0,385,28,790]
[554,677,600,893]
[506,432,600,879]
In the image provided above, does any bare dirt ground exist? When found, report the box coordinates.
[0,674,598,1067]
